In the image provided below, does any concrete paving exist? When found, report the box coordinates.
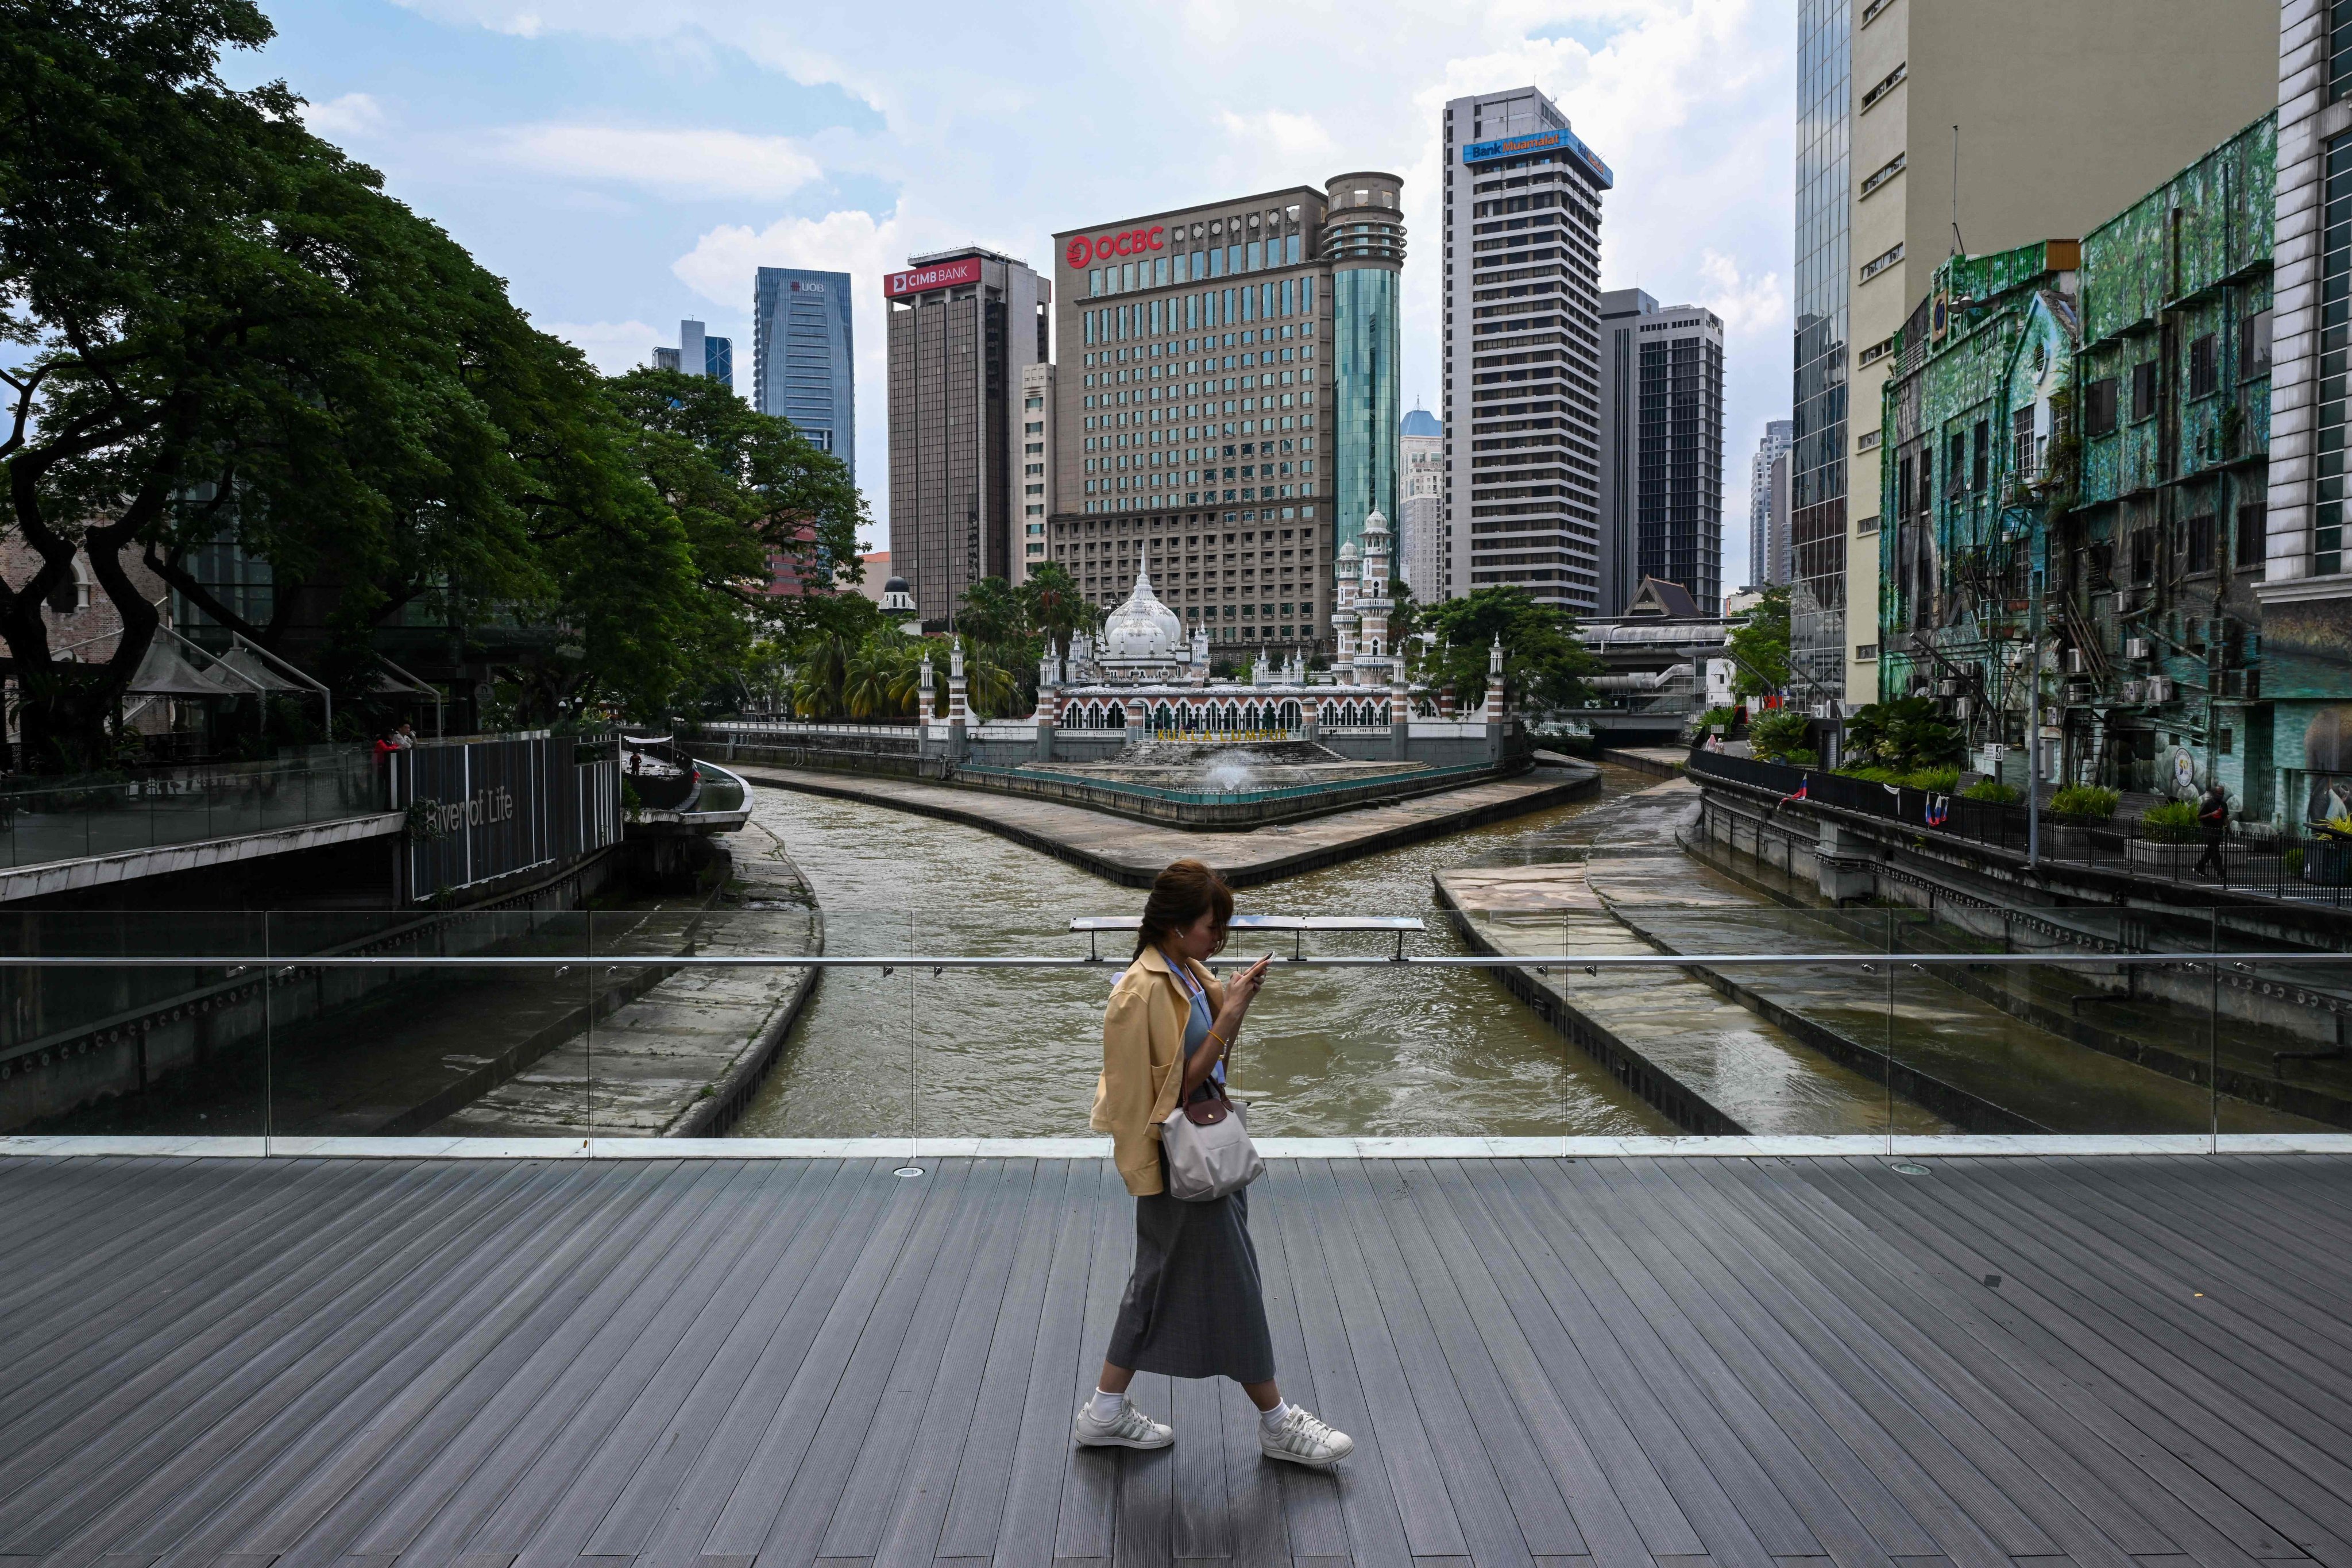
[435,821,821,1138]
[735,759,1601,887]
[1435,779,1936,1137]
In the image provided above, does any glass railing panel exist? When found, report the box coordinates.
[728,907,917,1141]
[261,909,595,1141]
[0,910,271,1140]
[1885,944,2223,1139]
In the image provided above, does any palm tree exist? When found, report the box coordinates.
[1017,563,1096,659]
[789,634,851,718]
[840,638,898,719]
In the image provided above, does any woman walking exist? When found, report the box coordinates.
[1076,858,1354,1468]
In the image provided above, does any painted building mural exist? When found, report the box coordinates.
[1875,114,2307,819]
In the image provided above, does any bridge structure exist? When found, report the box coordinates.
[0,1141,2347,1568]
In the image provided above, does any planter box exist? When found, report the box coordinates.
[2301,839,2352,886]
[2126,837,2239,876]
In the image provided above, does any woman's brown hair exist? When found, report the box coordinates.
[1134,858,1234,958]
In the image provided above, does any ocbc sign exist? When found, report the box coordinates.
[1065,225,1164,269]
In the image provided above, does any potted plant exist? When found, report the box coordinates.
[2128,799,2210,876]
[2304,817,2352,886]
[2047,783,2120,856]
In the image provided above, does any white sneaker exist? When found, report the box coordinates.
[1259,1405,1354,1467]
[1073,1396,1174,1450]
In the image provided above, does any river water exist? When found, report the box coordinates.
[732,770,1680,1139]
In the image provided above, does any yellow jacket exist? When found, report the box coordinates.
[1090,945,1226,1196]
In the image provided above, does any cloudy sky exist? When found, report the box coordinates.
[240,0,1795,588]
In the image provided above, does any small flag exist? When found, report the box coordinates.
[1782,777,1810,803]
[1926,794,1951,828]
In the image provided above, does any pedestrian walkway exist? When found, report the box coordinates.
[5,1150,2349,1568]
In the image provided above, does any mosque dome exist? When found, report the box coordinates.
[1362,507,1389,536]
[1338,538,1360,559]
[1099,559,1185,673]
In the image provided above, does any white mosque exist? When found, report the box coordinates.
[917,506,1505,740]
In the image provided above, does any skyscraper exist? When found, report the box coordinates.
[886,249,1051,624]
[655,320,732,387]
[1440,87,1612,613]
[1597,290,1725,614]
[1399,408,1442,599]
[1046,178,1388,652]
[1798,0,2277,707]
[1749,418,1794,588]
[754,268,855,474]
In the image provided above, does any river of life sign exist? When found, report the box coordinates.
[394,733,621,899]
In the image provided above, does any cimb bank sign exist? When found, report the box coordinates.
[392,733,621,901]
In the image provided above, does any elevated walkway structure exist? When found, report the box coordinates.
[2,1148,2347,1567]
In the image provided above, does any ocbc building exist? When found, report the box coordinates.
[1049,172,1403,654]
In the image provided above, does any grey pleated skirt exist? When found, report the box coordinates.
[1106,1170,1276,1384]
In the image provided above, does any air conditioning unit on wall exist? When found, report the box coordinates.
[2125,636,2151,660]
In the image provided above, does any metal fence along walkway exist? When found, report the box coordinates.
[3,1152,2350,1568]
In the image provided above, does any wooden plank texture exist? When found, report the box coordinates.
[0,1154,2346,1568]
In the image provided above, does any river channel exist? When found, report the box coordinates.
[733,768,1683,1140]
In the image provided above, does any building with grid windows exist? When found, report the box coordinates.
[1597,291,1725,615]
[1400,408,1443,598]
[1047,173,1401,653]
[1439,88,1612,615]
[1015,362,1053,585]
[885,249,1051,625]
[653,319,732,386]
[753,268,853,473]
[1748,419,1795,589]
[1795,0,2276,709]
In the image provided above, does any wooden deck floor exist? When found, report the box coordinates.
[3,1154,2350,1568]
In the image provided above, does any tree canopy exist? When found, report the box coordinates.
[1726,584,1790,698]
[1418,586,1597,715]
[0,0,864,768]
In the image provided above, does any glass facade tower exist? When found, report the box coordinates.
[1790,0,1851,701]
[754,268,855,477]
[1331,265,1401,566]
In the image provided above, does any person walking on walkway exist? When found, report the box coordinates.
[1077,858,1355,1469]
[2195,781,2231,883]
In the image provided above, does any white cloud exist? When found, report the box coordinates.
[490,125,822,201]
[540,318,662,376]
[381,0,1797,571]
[1697,250,1787,337]
[1215,109,1335,164]
[301,92,387,138]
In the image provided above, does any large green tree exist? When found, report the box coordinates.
[0,1,792,766]
[1419,586,1597,715]
[1725,583,1791,698]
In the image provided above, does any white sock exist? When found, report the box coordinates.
[1089,1388,1125,1422]
[1260,1399,1293,1430]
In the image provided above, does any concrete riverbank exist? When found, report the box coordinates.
[1434,779,1937,1136]
[437,820,823,1138]
[732,758,1602,888]
[1439,777,2337,1136]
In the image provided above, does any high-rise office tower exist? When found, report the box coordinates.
[754,268,855,473]
[654,320,732,386]
[1596,291,1725,614]
[885,249,1051,624]
[1749,419,1795,588]
[1797,0,2277,706]
[1048,177,1388,652]
[1014,362,1055,585]
[1326,172,1406,576]
[1399,408,1443,598]
[1440,87,1612,612]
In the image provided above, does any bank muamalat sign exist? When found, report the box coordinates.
[885,257,984,296]
[414,784,515,839]
[1064,225,1164,269]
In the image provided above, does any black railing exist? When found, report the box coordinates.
[1686,746,2352,906]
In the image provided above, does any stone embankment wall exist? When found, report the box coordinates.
[1689,778,2352,1128]
[0,845,631,1131]
[433,821,822,1138]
